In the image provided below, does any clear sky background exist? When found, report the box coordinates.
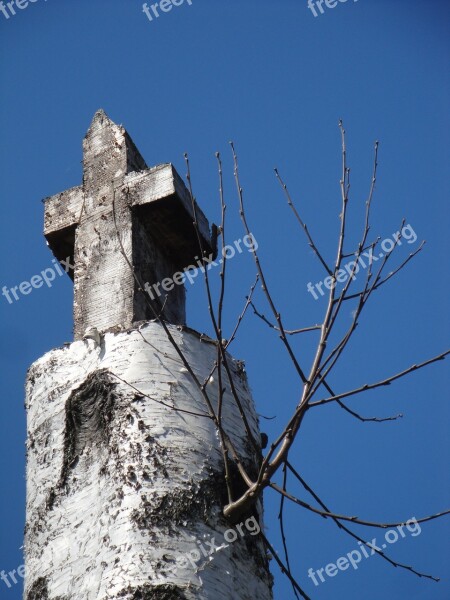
[0,1,449,599]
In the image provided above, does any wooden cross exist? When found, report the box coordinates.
[44,110,214,340]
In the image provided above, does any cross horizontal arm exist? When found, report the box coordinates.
[125,163,214,266]
[44,185,84,278]
[44,185,83,237]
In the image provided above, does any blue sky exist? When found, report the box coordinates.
[0,1,449,598]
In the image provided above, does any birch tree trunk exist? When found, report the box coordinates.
[24,321,273,600]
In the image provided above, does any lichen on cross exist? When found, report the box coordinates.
[44,110,214,340]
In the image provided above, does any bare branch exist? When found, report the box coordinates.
[334,401,403,423]
[215,151,227,338]
[214,151,232,503]
[336,120,350,270]
[274,167,332,276]
[342,236,381,258]
[260,531,312,600]
[286,463,441,582]
[250,300,321,335]
[278,462,301,600]
[253,122,355,474]
[271,483,450,529]
[310,229,424,404]
[231,141,309,385]
[224,276,259,349]
[109,372,212,419]
[249,299,398,421]
[309,350,450,408]
[224,128,421,520]
[359,139,379,253]
[341,241,425,302]
[184,153,260,454]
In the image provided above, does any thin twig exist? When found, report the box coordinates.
[341,241,425,302]
[278,462,301,600]
[225,276,259,349]
[184,153,259,453]
[109,372,211,419]
[286,462,440,582]
[271,483,450,529]
[250,300,321,335]
[250,300,397,421]
[309,350,450,408]
[260,531,312,600]
[274,167,332,276]
[214,151,233,503]
[231,141,309,388]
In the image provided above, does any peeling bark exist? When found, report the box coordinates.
[24,322,273,600]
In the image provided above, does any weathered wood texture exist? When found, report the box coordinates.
[24,323,273,600]
[43,110,214,339]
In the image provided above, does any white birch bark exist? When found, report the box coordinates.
[24,322,273,600]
